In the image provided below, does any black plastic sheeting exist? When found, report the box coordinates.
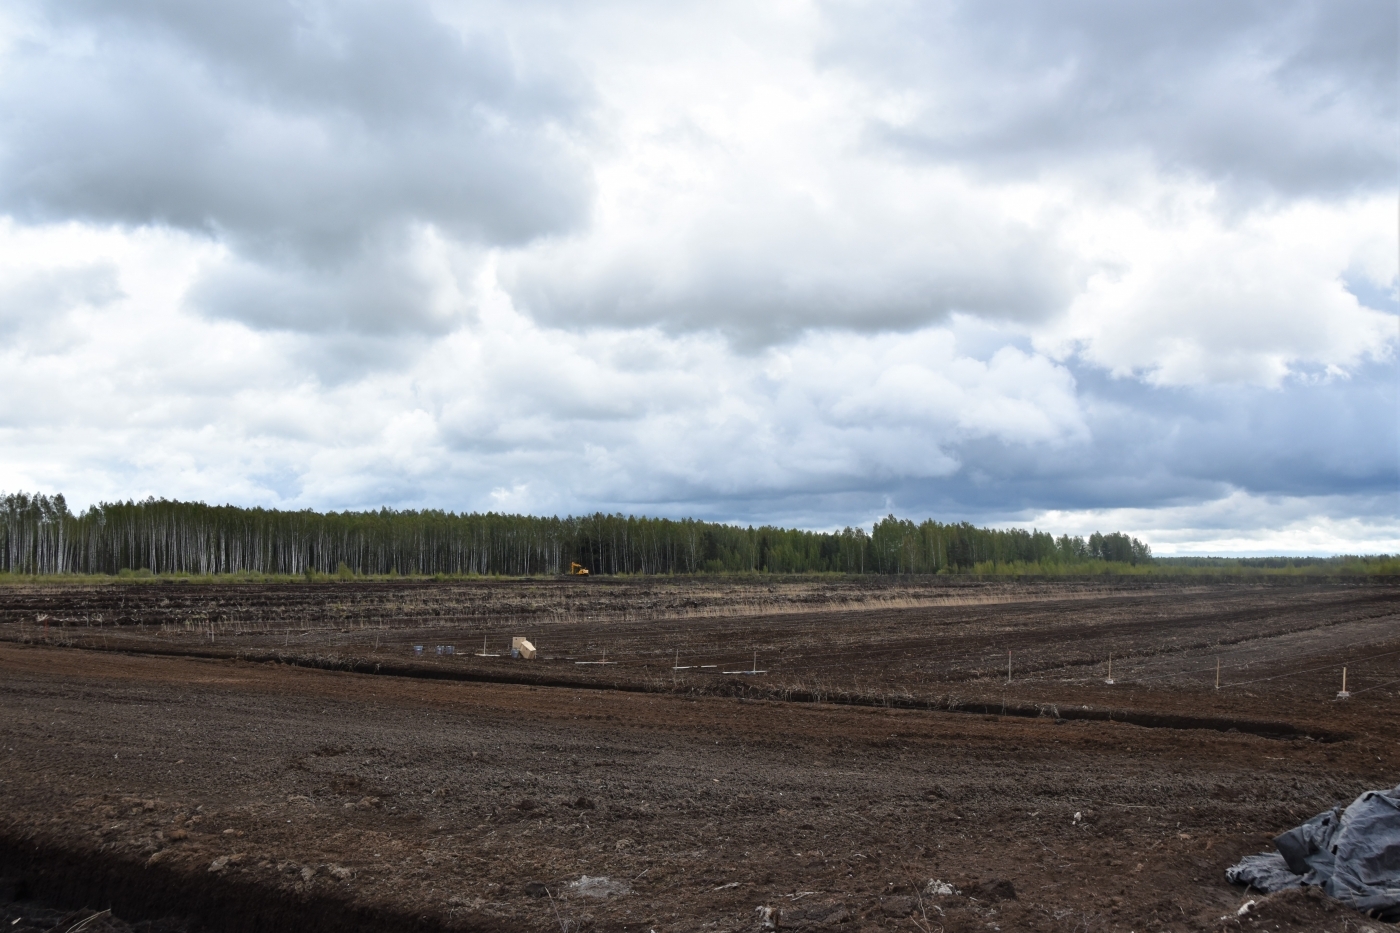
[1227,783,1400,921]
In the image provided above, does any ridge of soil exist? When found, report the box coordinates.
[7,639,1354,743]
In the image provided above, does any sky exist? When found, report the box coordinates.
[0,0,1396,555]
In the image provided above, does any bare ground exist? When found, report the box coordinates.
[1,578,1397,933]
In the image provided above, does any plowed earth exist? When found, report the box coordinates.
[1,579,1397,933]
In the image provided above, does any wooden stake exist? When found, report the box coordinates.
[1338,667,1350,700]
[1215,657,1220,690]
[1106,653,1114,685]
[1007,649,1012,684]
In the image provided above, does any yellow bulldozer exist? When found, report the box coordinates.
[568,562,590,576]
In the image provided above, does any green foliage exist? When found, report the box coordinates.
[0,490,1389,579]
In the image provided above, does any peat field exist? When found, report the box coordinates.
[0,577,1397,932]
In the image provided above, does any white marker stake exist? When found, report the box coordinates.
[1337,667,1350,700]
[1007,650,1012,685]
[1215,658,1220,690]
[1106,653,1114,686]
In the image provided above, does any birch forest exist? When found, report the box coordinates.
[0,491,1150,577]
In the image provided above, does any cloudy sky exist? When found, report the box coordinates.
[0,0,1395,554]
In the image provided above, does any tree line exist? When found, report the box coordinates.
[0,491,1151,577]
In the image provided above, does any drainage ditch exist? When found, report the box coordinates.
[53,643,1348,744]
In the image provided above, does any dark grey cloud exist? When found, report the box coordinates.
[826,0,1397,199]
[187,227,468,339]
[0,0,592,333]
[548,357,1398,533]
[2,0,591,253]
[857,358,1400,523]
[500,214,1081,346]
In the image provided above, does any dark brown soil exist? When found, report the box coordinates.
[0,896,203,933]
[1,579,1396,932]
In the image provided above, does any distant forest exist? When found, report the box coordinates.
[0,491,1155,577]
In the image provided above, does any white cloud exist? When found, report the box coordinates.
[0,232,1090,516]
[0,0,1395,551]
[1036,192,1398,386]
[824,0,1397,199]
[1029,491,1400,556]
